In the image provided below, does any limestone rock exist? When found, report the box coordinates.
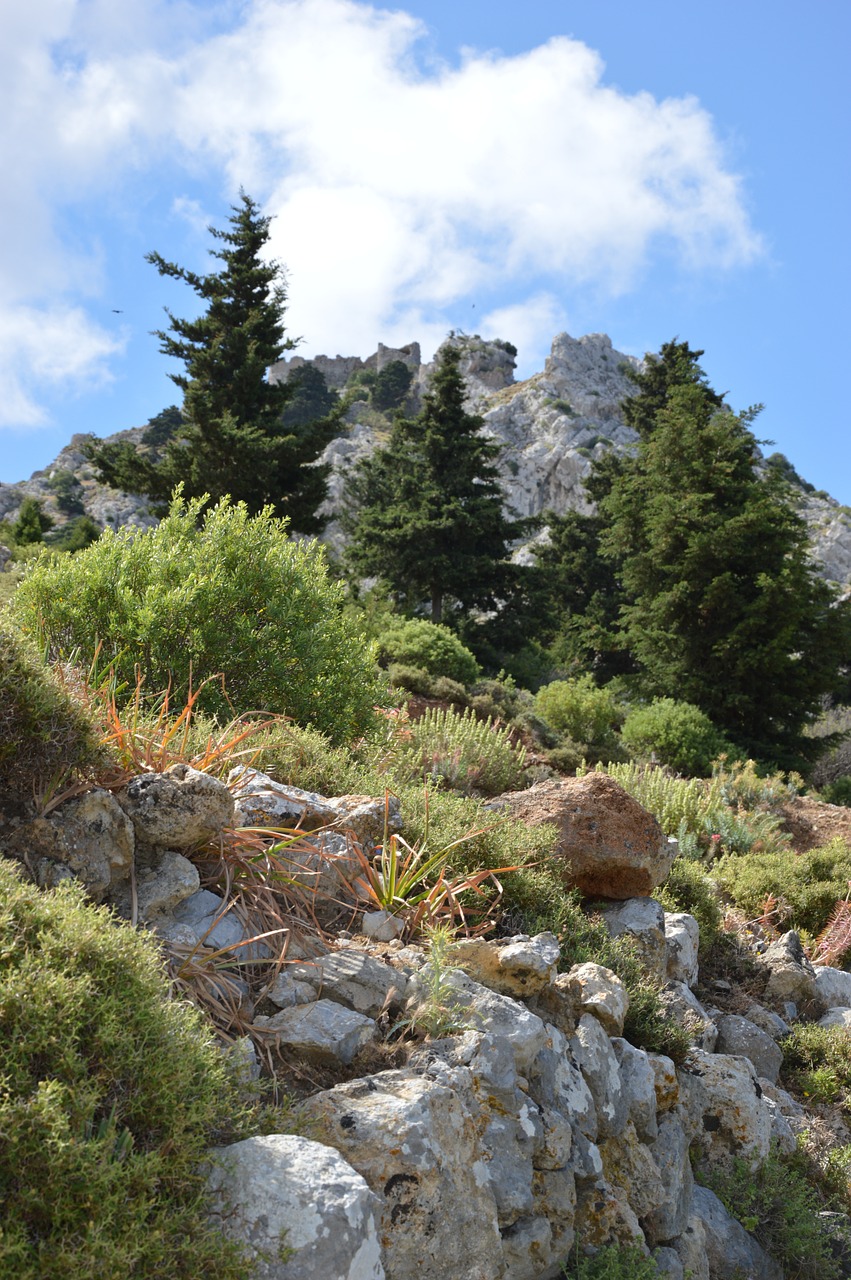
[118,764,234,849]
[286,949,409,1017]
[642,1112,693,1244]
[601,898,667,982]
[714,1014,783,1084]
[361,911,405,942]
[819,1007,851,1029]
[10,788,134,901]
[492,774,674,898]
[451,933,561,998]
[612,1039,657,1142]
[254,999,375,1065]
[111,850,199,920]
[229,767,336,829]
[743,1002,790,1041]
[763,931,823,1012]
[207,1134,385,1279]
[599,1121,665,1222]
[325,793,403,846]
[670,1215,709,1280]
[678,1049,772,1172]
[300,1070,504,1280]
[814,965,851,1009]
[426,968,549,1073]
[664,913,700,988]
[571,1013,628,1139]
[569,963,629,1036]
[647,1054,679,1113]
[573,1178,645,1251]
[657,982,717,1051]
[531,1025,598,1142]
[692,1185,782,1280]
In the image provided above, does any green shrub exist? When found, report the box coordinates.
[12,493,381,743]
[582,761,723,839]
[378,619,480,685]
[705,1148,839,1280]
[653,857,722,954]
[822,776,851,808]
[782,1023,851,1109]
[386,664,436,696]
[0,861,255,1279]
[715,838,851,936]
[714,756,804,811]
[389,705,526,796]
[0,618,105,811]
[535,675,624,745]
[562,1243,660,1280]
[621,698,732,777]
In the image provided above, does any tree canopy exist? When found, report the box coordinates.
[344,341,531,626]
[86,192,337,533]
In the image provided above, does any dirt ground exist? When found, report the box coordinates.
[780,795,851,852]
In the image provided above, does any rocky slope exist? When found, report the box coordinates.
[3,332,849,591]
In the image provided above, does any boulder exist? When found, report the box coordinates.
[451,933,561,998]
[325,793,403,846]
[657,982,717,1051]
[612,1039,657,1143]
[691,1185,782,1280]
[569,963,629,1036]
[207,1134,385,1279]
[414,968,549,1074]
[492,775,675,898]
[819,1007,851,1029]
[664,913,700,988]
[669,1214,709,1280]
[571,1013,628,1139]
[598,1120,665,1222]
[814,965,851,1009]
[110,850,199,920]
[678,1049,772,1172]
[254,999,376,1065]
[118,764,234,849]
[642,1112,693,1244]
[285,949,410,1017]
[12,788,134,901]
[714,1014,783,1085]
[229,767,336,829]
[600,898,667,982]
[743,1002,790,1041]
[763,931,823,1013]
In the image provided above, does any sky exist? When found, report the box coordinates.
[1,0,849,502]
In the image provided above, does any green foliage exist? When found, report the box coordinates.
[371,359,414,411]
[343,341,532,626]
[0,861,255,1279]
[86,193,334,534]
[714,756,804,810]
[782,1023,851,1109]
[653,858,722,954]
[705,1147,839,1280]
[45,469,85,515]
[13,497,54,546]
[582,761,724,839]
[535,675,624,763]
[12,493,381,743]
[390,705,527,796]
[822,776,851,807]
[620,697,732,777]
[0,618,104,811]
[562,1244,661,1280]
[48,514,101,553]
[715,838,851,935]
[378,618,480,684]
[392,926,469,1038]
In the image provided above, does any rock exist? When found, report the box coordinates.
[657,982,717,1051]
[451,933,561,998]
[642,1112,693,1244]
[763,931,823,1012]
[428,969,549,1074]
[254,1000,376,1065]
[286,949,409,1017]
[670,1215,709,1280]
[653,1247,684,1280]
[528,972,581,1036]
[678,1049,772,1172]
[325,793,403,846]
[743,1002,790,1041]
[569,963,629,1036]
[664,913,700,988]
[612,1039,657,1143]
[573,1178,645,1250]
[265,971,319,1008]
[646,1054,679,1113]
[492,775,674,898]
[362,911,405,942]
[819,1007,851,1029]
[207,1134,385,1279]
[9,788,134,901]
[758,1083,798,1154]
[600,898,667,982]
[229,767,336,829]
[814,966,851,1009]
[300,1070,504,1280]
[599,1120,665,1221]
[154,887,261,955]
[531,1025,598,1142]
[714,1014,783,1084]
[691,1185,782,1280]
[118,764,234,849]
[571,1013,628,1139]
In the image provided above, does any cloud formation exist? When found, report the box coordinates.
[0,0,762,426]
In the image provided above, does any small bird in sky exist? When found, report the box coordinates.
[112,309,123,314]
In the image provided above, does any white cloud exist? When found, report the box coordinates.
[0,0,763,428]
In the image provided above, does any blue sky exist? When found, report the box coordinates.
[2,0,849,502]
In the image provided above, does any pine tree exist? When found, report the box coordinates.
[86,193,336,533]
[344,341,529,626]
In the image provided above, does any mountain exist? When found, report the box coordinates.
[2,332,850,591]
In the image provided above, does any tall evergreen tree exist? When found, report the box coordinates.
[86,193,336,533]
[344,342,530,625]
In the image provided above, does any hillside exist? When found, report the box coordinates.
[2,331,850,591]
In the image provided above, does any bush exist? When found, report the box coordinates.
[377,619,480,685]
[822,776,851,808]
[535,675,624,745]
[705,1147,839,1280]
[782,1023,851,1109]
[562,1243,660,1280]
[621,698,732,776]
[715,838,851,936]
[0,618,105,811]
[12,493,381,743]
[0,861,255,1279]
[389,705,526,796]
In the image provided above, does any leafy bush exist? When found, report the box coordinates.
[714,756,804,811]
[389,705,526,796]
[782,1023,851,1109]
[378,618,480,685]
[822,776,851,808]
[0,619,105,811]
[12,493,381,742]
[535,675,624,744]
[705,1148,839,1280]
[715,838,851,936]
[0,861,255,1279]
[653,857,722,954]
[621,698,733,776]
[562,1243,660,1280]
